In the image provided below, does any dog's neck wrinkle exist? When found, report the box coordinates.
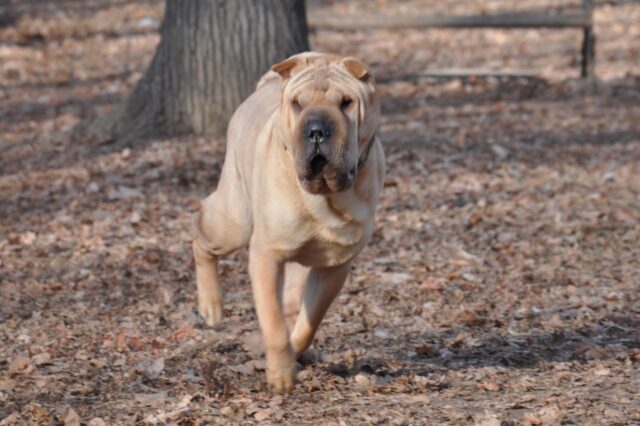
[312,171,374,230]
[356,134,375,169]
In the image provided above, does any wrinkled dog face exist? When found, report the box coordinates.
[273,53,379,194]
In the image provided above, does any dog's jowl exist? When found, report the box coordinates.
[192,52,385,392]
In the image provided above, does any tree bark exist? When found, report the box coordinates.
[76,0,309,144]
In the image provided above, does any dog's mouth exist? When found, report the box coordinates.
[300,154,356,195]
[309,154,329,178]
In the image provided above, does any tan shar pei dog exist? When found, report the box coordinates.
[192,52,384,392]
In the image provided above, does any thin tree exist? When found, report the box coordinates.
[75,0,309,144]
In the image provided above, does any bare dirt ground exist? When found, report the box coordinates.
[1,0,639,424]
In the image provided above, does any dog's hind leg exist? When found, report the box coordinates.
[192,187,251,327]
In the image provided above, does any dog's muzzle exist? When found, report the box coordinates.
[294,109,356,194]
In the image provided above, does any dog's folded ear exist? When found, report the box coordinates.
[341,57,371,82]
[272,57,303,79]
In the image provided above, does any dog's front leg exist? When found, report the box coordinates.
[290,262,350,358]
[249,245,295,392]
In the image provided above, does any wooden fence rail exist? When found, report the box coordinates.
[309,0,595,78]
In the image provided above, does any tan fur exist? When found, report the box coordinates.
[192,52,385,392]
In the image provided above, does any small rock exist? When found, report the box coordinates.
[354,372,374,387]
[297,369,313,381]
[87,182,100,193]
[17,334,31,343]
[107,186,144,200]
[382,272,412,285]
[140,357,165,379]
[438,348,453,359]
[220,406,234,417]
[298,347,321,365]
[19,232,36,245]
[89,358,107,369]
[594,366,610,376]
[129,211,142,224]
[490,144,510,160]
[134,392,169,407]
[414,375,429,387]
[158,286,174,305]
[62,408,80,426]
[87,418,106,426]
[33,352,51,366]
[373,329,390,339]
[138,17,157,28]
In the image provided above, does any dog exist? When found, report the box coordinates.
[192,52,384,392]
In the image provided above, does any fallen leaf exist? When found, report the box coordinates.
[129,336,145,351]
[0,413,20,426]
[229,364,253,375]
[416,344,438,357]
[477,380,501,392]
[457,309,487,327]
[523,412,542,425]
[115,331,127,352]
[134,392,169,407]
[167,324,196,342]
[9,356,34,376]
[254,408,274,422]
[0,379,16,392]
[422,276,444,291]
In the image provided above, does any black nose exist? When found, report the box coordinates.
[304,120,331,144]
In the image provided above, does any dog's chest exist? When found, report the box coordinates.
[269,195,372,267]
[292,219,369,267]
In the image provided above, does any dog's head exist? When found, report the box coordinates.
[272,52,379,194]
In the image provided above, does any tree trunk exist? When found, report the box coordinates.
[76,0,309,144]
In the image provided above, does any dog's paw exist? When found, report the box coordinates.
[266,352,296,393]
[267,365,296,393]
[198,298,223,327]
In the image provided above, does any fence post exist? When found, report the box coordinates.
[581,0,595,78]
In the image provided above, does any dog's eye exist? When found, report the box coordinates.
[291,99,302,113]
[340,97,353,110]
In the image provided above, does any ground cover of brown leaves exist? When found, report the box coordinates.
[1,0,639,424]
